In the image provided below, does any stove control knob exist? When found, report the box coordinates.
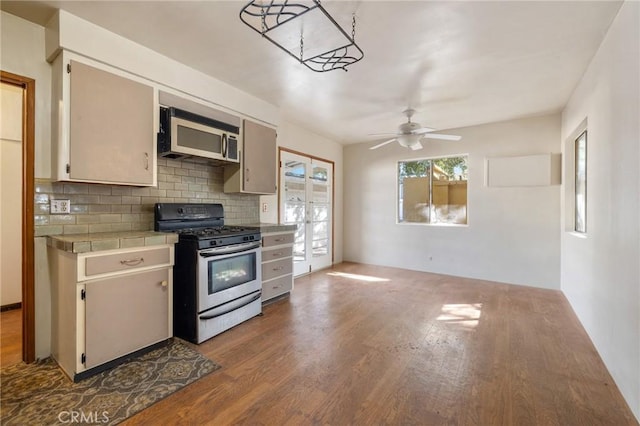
[177,207,184,215]
[209,240,216,246]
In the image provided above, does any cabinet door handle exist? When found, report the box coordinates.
[144,152,149,170]
[245,168,250,182]
[120,257,144,266]
[161,280,168,287]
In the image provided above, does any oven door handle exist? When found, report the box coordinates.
[199,293,262,320]
[199,241,261,257]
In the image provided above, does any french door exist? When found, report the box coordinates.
[280,150,333,276]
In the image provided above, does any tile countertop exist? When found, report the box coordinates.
[47,231,179,254]
[48,226,295,253]
[242,223,298,234]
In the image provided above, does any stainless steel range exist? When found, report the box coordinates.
[155,203,262,344]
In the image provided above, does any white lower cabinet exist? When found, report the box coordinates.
[84,268,170,369]
[261,231,295,302]
[50,245,174,381]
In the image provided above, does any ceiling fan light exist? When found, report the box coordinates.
[397,134,421,148]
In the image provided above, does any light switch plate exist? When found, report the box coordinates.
[51,199,71,214]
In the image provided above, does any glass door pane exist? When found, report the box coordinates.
[283,160,306,262]
[311,164,330,257]
[280,152,333,276]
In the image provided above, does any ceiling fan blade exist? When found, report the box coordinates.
[369,138,397,150]
[410,127,436,135]
[367,132,397,137]
[421,133,462,141]
[410,141,423,151]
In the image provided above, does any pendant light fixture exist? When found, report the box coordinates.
[239,0,364,72]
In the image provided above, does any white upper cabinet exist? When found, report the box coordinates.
[224,119,277,194]
[52,51,157,186]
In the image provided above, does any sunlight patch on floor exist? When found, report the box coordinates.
[437,303,483,329]
[326,271,390,283]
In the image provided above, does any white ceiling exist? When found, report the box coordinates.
[1,1,622,145]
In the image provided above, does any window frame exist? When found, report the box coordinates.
[396,154,469,226]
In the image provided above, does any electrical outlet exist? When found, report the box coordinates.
[51,199,71,214]
[262,203,268,213]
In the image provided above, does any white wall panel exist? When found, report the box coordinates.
[1,11,52,178]
[344,114,562,289]
[560,2,639,421]
[486,153,561,187]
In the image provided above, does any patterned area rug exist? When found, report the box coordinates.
[1,340,220,425]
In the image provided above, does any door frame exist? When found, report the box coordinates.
[278,147,335,268]
[1,71,36,363]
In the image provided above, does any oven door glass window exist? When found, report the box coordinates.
[208,253,257,295]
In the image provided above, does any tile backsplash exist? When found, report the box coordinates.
[34,157,259,237]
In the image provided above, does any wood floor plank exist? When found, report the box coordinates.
[0,308,22,367]
[123,262,637,425]
[3,263,636,425]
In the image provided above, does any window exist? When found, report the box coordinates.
[398,155,468,225]
[574,131,587,233]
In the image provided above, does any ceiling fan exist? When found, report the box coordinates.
[369,109,461,151]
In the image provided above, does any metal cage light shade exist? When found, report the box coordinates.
[239,0,364,72]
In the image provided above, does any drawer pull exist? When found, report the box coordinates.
[274,238,284,242]
[272,252,283,256]
[120,257,144,266]
[272,266,284,271]
[272,285,281,289]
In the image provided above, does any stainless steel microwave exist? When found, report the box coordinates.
[158,106,240,163]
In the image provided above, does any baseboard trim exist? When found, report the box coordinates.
[72,339,171,382]
[1,302,22,312]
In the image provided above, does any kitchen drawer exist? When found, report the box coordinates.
[262,233,294,248]
[262,246,293,262]
[262,257,293,281]
[84,246,171,278]
[262,274,293,301]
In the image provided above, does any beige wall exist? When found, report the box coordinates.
[1,82,23,306]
